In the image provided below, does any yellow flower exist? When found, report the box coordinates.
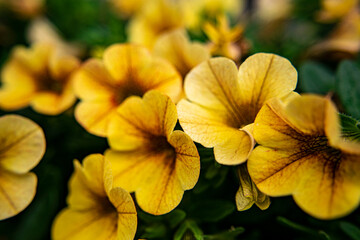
[255,0,293,22]
[127,0,184,48]
[0,114,45,220]
[178,53,297,166]
[73,43,182,137]
[153,28,211,78]
[181,0,243,31]
[105,91,200,215]
[27,17,84,57]
[318,0,358,22]
[0,43,80,115]
[248,94,360,219]
[309,8,360,60]
[52,154,137,240]
[109,0,145,18]
[203,16,246,61]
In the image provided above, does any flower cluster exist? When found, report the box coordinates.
[0,0,360,239]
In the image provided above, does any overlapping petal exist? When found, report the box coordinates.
[73,44,182,137]
[153,29,210,78]
[106,91,200,215]
[178,53,297,165]
[248,94,360,219]
[0,115,45,220]
[52,154,137,240]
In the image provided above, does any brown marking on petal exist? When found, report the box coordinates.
[207,61,248,128]
[0,128,38,157]
[0,181,17,212]
[256,133,342,185]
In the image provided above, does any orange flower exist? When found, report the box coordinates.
[73,43,182,137]
[0,43,80,115]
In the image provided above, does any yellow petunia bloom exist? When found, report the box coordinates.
[73,43,182,137]
[248,95,360,220]
[52,154,137,240]
[109,0,145,18]
[178,53,297,166]
[203,16,247,62]
[181,0,243,31]
[0,114,45,220]
[0,43,80,115]
[127,0,184,48]
[153,29,211,78]
[105,91,200,215]
[309,8,360,60]
[317,0,358,22]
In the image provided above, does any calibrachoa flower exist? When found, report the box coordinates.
[177,53,296,210]
[153,29,211,79]
[317,0,358,21]
[73,43,182,137]
[203,16,246,61]
[0,43,80,115]
[248,94,360,219]
[178,53,297,166]
[128,0,184,48]
[309,8,360,60]
[181,0,243,31]
[105,91,200,215]
[52,154,137,240]
[0,115,45,220]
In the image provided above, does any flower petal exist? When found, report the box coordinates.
[153,29,210,77]
[214,129,254,165]
[183,57,245,125]
[177,99,239,148]
[293,153,360,219]
[103,44,151,84]
[0,169,37,220]
[169,130,200,190]
[237,53,297,117]
[73,59,118,101]
[0,115,45,174]
[108,188,137,240]
[0,60,37,110]
[105,149,183,215]
[108,91,177,151]
[31,81,76,115]
[75,101,118,137]
[52,208,118,240]
[248,146,313,196]
[49,52,80,81]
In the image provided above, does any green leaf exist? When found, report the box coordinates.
[203,227,245,240]
[188,200,235,222]
[340,221,360,240]
[174,220,203,240]
[336,60,360,119]
[277,216,330,239]
[339,113,360,142]
[299,61,335,94]
[141,223,167,239]
[165,209,187,229]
